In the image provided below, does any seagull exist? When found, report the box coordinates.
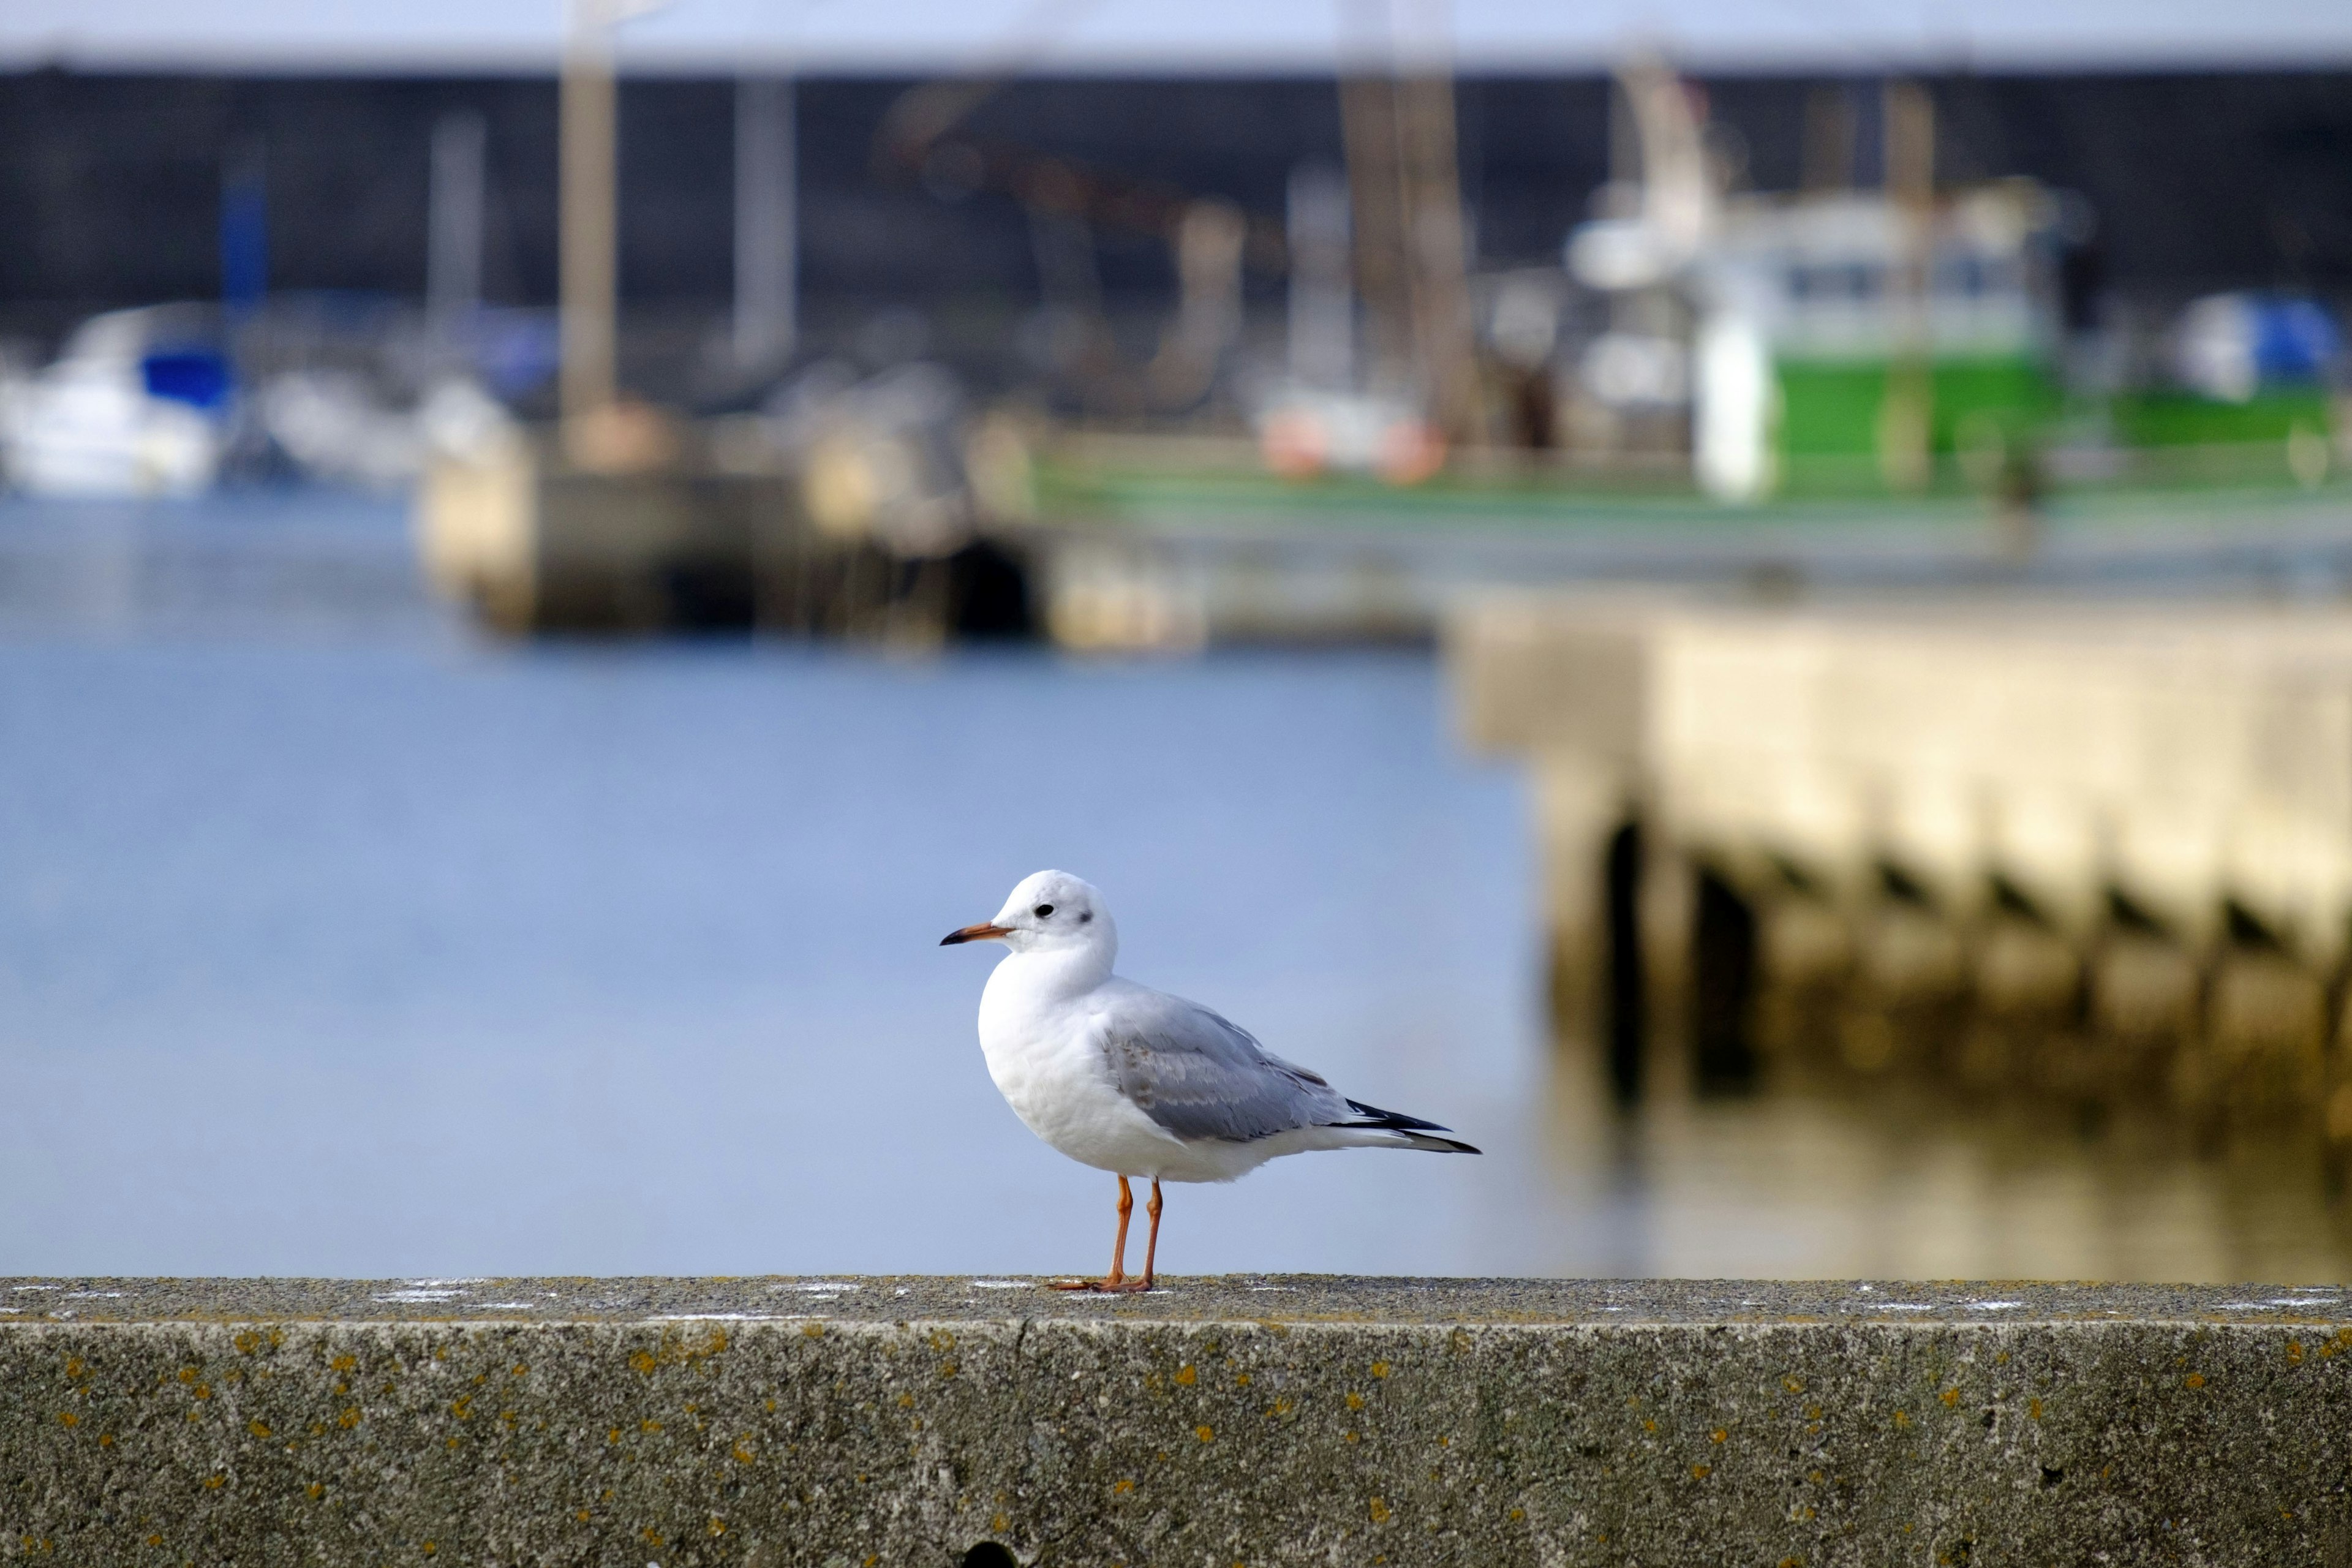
[940,869,1477,1292]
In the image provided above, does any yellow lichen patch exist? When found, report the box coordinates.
[1507,1509,1524,1522]
[608,1428,622,1444]
[992,1513,1009,1533]
[511,1364,527,1377]
[1779,1558,1804,1567]
[940,1363,960,1379]
[1270,1398,1293,1417]
[65,1357,85,1379]
[1940,1388,1960,1408]
[1175,1365,1197,1386]
[1710,1428,1727,1444]
[56,1411,78,1428]
[330,1357,355,1374]
[147,1537,164,1548]
[641,1529,664,1548]
[2185,1373,2207,1389]
[247,1421,271,1439]
[1781,1376,1803,1394]
[1235,1373,1250,1387]
[707,1518,727,1537]
[575,1509,590,1523]
[421,1542,435,1556]
[1690,1464,1712,1480]
[451,1396,473,1420]
[2288,1340,2305,1363]
[1346,1392,1365,1411]
[307,1484,324,1501]
[1196,1425,1215,1442]
[1371,1362,1390,1379]
[1642,1419,1657,1434]
[801,1325,823,1340]
[337,1409,362,1429]
[629,1328,730,1375]
[733,1440,755,1463]
[202,1475,225,1490]
[1113,1479,1135,1494]
[897,1393,915,1408]
[192,1385,211,1401]
[639,1419,663,1434]
[98,1434,113,1449]
[233,1333,260,1356]
[1893,1411,1910,1428]
[2027,1398,2043,1420]
[1368,1498,1391,1525]
[177,1368,198,1385]
[929,1330,957,1354]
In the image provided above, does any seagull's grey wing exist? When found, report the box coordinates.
[1097,988,1351,1143]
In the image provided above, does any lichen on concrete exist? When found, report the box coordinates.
[2,1276,2347,1565]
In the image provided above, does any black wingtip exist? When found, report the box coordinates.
[1342,1098,1453,1134]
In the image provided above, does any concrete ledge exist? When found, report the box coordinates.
[5,1277,2348,1565]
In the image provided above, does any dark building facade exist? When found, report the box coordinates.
[0,69,2346,337]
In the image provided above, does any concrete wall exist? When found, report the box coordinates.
[4,1276,2348,1566]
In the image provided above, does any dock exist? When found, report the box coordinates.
[1452,593,2352,1151]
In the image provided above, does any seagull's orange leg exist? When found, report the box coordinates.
[1049,1175,1133,1291]
[1090,1178,1160,1294]
[1137,1179,1163,1289]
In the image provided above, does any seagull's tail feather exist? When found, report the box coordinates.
[1336,1099,1481,1155]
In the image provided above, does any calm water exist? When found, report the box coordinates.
[1,492,2346,1283]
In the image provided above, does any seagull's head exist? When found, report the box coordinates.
[940,869,1116,961]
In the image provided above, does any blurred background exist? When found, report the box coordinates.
[3,0,2351,1283]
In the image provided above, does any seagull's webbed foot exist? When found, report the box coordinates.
[1046,1175,1161,1291]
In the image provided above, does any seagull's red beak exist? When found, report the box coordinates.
[940,922,1013,946]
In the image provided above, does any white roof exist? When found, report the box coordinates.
[4,0,2350,74]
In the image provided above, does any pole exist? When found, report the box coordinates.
[1286,164,1353,389]
[1878,78,1934,494]
[734,75,797,371]
[561,2,619,460]
[428,111,487,334]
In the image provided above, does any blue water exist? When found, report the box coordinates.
[2,492,2345,1284]
[0,519,1545,1275]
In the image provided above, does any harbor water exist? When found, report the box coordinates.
[1,491,2347,1283]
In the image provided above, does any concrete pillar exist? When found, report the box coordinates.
[1691,863,1759,1090]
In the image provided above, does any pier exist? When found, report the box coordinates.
[1452,594,2352,1158]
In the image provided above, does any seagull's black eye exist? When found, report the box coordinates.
[1033,903,1054,919]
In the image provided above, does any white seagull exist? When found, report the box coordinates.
[941,869,1478,1292]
